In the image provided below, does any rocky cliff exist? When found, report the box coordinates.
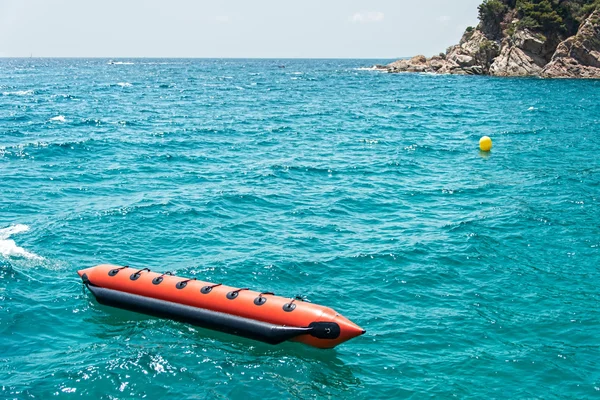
[541,11,600,77]
[376,1,600,79]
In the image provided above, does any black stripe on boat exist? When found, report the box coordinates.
[84,284,340,344]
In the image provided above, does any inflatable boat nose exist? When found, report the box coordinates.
[335,314,366,341]
[78,267,94,281]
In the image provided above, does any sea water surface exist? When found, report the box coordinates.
[1,58,599,399]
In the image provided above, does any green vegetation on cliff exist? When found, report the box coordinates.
[477,0,600,37]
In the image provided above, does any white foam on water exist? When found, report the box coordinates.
[0,224,29,239]
[117,82,133,87]
[109,61,135,65]
[2,89,34,96]
[0,224,42,260]
[49,115,66,122]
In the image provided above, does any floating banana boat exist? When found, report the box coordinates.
[78,265,365,348]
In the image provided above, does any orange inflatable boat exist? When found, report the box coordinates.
[78,265,365,348]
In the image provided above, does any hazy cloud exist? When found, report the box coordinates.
[437,15,451,22]
[214,15,230,23]
[350,11,385,23]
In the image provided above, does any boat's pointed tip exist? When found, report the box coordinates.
[77,266,96,281]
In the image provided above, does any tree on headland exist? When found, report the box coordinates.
[477,0,600,37]
[478,0,508,22]
[516,0,565,32]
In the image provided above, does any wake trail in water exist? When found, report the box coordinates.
[0,224,42,260]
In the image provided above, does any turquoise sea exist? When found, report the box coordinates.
[1,58,599,399]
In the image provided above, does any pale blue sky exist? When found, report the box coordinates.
[0,0,482,58]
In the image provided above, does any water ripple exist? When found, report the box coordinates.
[1,58,599,399]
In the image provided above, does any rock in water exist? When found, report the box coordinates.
[387,55,429,73]
[541,11,600,79]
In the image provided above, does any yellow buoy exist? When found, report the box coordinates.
[479,136,492,152]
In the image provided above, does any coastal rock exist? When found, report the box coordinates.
[409,55,427,64]
[438,30,499,75]
[489,29,554,76]
[428,56,445,71]
[405,55,429,72]
[374,4,600,79]
[489,43,542,75]
[387,55,429,73]
[456,54,476,67]
[383,30,500,75]
[541,11,600,78]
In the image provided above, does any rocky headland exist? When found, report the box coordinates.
[375,0,600,78]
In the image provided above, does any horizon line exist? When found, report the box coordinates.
[0,56,402,60]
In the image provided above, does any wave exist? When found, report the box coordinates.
[117,82,132,88]
[72,118,102,126]
[359,138,380,145]
[0,224,29,240]
[0,138,99,160]
[270,164,334,176]
[108,61,134,65]
[2,89,34,96]
[50,93,76,100]
[49,115,66,122]
[0,224,42,260]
